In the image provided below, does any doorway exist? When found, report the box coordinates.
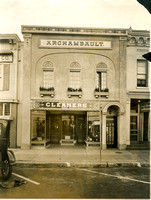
[50,115,61,143]
[106,116,117,148]
[46,112,86,144]
[143,112,149,141]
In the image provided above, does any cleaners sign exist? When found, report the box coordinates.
[34,101,100,110]
[40,39,111,49]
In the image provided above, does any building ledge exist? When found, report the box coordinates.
[94,91,109,98]
[40,91,55,97]
[67,91,83,98]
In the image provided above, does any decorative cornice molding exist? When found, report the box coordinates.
[21,25,128,36]
[127,36,150,47]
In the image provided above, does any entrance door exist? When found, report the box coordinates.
[51,115,61,143]
[76,115,86,143]
[106,117,117,148]
[62,115,75,140]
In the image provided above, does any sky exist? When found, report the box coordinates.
[0,0,150,40]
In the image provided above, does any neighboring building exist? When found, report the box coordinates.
[18,25,150,150]
[126,29,150,149]
[0,34,22,148]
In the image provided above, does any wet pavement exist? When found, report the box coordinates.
[0,166,150,199]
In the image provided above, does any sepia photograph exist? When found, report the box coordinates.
[0,0,150,199]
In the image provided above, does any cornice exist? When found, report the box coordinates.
[21,25,129,36]
[0,34,21,42]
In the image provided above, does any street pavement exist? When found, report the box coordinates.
[9,144,150,167]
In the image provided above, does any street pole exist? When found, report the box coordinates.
[100,108,102,161]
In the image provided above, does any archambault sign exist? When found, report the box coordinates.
[34,101,100,110]
[40,39,111,49]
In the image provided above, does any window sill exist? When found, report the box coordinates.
[94,91,109,98]
[40,90,55,97]
[0,116,13,120]
[136,87,149,89]
[67,91,83,98]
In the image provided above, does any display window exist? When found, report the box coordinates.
[31,110,50,146]
[86,112,100,147]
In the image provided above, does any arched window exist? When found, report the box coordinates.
[42,61,54,88]
[69,62,81,89]
[96,62,108,91]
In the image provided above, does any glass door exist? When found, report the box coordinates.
[76,115,86,143]
[61,115,75,140]
[130,115,138,142]
[106,117,117,148]
[51,115,61,143]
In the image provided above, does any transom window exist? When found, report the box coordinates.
[0,64,10,91]
[137,60,148,87]
[96,62,107,91]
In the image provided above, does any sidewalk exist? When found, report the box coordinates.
[10,145,150,168]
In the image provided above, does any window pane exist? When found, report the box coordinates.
[43,70,54,88]
[70,71,80,88]
[137,60,146,67]
[97,72,107,90]
[130,116,137,129]
[137,66,146,74]
[4,103,10,116]
[137,79,146,87]
[137,60,147,87]
[101,72,107,89]
[137,74,146,79]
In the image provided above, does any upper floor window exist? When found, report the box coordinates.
[42,61,54,88]
[0,64,10,91]
[137,60,148,87]
[0,103,11,116]
[69,62,81,89]
[96,62,108,91]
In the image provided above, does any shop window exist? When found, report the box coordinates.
[31,111,49,146]
[96,62,108,91]
[0,103,11,116]
[137,60,148,87]
[0,64,10,91]
[86,112,100,146]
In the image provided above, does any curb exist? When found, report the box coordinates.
[14,161,150,168]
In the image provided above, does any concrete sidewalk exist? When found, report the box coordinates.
[10,146,150,167]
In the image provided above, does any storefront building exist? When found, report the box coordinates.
[0,34,22,147]
[18,26,150,150]
[126,30,150,147]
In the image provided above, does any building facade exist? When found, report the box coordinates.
[126,29,150,148]
[0,34,22,148]
[17,26,150,150]
[1,26,149,150]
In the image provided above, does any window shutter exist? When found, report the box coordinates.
[3,64,10,91]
